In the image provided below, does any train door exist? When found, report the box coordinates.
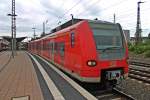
[39,41,41,55]
[60,42,65,66]
[50,40,55,62]
[41,40,43,56]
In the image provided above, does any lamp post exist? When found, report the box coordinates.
[7,0,17,57]
[58,21,61,25]
[41,20,48,37]
[7,13,17,58]
[70,14,74,24]
[135,1,144,44]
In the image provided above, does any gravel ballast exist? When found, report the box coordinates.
[117,78,150,100]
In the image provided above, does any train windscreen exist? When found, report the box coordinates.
[89,22,125,60]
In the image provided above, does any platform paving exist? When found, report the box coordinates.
[0,51,98,100]
[0,51,44,100]
[29,53,97,100]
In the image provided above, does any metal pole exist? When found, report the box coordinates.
[32,28,36,39]
[135,1,144,44]
[13,0,17,55]
[9,0,17,57]
[11,0,14,58]
[45,20,48,34]
[42,20,48,36]
[71,14,74,24]
[43,22,45,36]
[114,13,116,24]
[8,0,17,58]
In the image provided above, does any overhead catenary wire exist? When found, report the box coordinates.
[96,5,150,26]
[84,1,149,23]
[50,0,149,22]
[53,5,147,25]
[100,0,130,12]
[116,7,150,20]
[33,0,150,34]
[5,0,150,36]
[76,0,129,17]
[59,0,82,20]
[76,0,101,17]
[43,0,83,30]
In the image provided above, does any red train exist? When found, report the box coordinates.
[28,19,128,84]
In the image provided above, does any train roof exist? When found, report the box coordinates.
[29,18,116,42]
[51,19,82,33]
[51,18,114,33]
[88,19,114,24]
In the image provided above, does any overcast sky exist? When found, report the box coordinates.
[0,0,150,39]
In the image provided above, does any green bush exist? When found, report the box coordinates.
[143,45,150,51]
[128,45,135,52]
[133,46,145,54]
[128,40,150,57]
[127,42,132,47]
[144,50,150,57]
[144,40,150,45]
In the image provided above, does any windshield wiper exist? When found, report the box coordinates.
[99,46,121,52]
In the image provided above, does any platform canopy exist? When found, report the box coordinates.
[2,36,26,43]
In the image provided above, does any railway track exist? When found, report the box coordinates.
[129,60,150,67]
[129,68,150,83]
[33,53,135,100]
[91,87,135,100]
[129,61,150,84]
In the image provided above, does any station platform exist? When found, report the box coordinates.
[0,51,97,100]
[0,51,43,100]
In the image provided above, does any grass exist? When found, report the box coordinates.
[128,40,150,58]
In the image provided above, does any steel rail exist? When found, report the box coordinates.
[129,61,150,67]
[112,88,135,100]
[129,68,150,84]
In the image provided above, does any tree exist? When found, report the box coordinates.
[148,33,150,39]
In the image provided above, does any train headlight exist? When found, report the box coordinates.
[87,60,97,67]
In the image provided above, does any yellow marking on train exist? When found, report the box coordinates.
[12,96,29,100]
[112,98,121,100]
[97,94,114,99]
[137,81,143,83]
[145,83,150,86]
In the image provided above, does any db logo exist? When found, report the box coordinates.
[110,61,116,67]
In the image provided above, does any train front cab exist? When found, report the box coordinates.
[76,20,128,84]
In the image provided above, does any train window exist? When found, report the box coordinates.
[36,43,38,50]
[54,42,58,53]
[90,23,125,60]
[32,44,33,50]
[71,32,75,47]
[32,44,34,50]
[45,43,47,50]
[36,43,39,50]
[44,42,46,50]
[37,45,40,50]
[92,28,123,50]
[45,42,47,50]
[60,42,65,57]
[48,42,52,51]
[43,43,45,50]
[46,42,49,51]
